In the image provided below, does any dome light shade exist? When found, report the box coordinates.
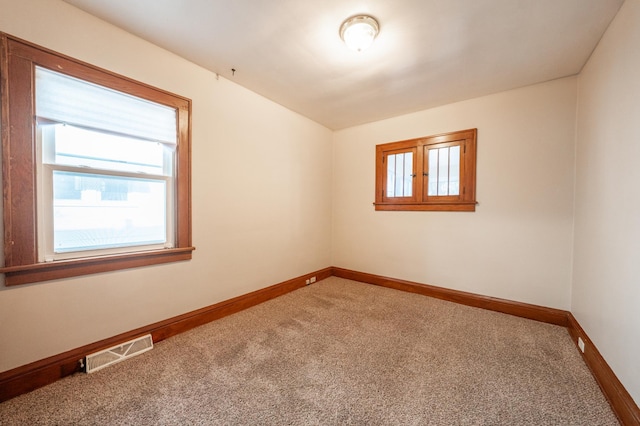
[340,15,379,52]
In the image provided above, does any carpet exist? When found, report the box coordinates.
[0,277,618,425]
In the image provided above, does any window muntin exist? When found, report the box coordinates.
[375,129,477,211]
[0,33,193,286]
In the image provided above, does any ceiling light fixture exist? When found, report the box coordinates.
[339,15,379,52]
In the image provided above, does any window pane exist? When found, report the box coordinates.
[428,145,460,197]
[428,148,438,196]
[53,171,167,253]
[386,154,396,197]
[43,124,171,175]
[386,152,413,197]
[449,146,460,196]
[394,154,404,196]
[36,67,177,144]
[403,152,413,196]
[438,148,449,195]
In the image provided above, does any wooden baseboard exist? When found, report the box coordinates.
[567,314,640,425]
[0,267,332,402]
[331,267,569,326]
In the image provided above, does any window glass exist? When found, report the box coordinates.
[449,146,460,195]
[386,152,413,197]
[428,146,460,197]
[43,124,171,175]
[428,149,439,196]
[52,171,167,253]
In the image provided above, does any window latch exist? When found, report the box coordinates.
[423,172,429,176]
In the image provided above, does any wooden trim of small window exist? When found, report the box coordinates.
[0,33,193,285]
[374,129,477,212]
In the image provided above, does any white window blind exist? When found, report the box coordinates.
[35,67,177,145]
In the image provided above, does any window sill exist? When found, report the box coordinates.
[374,202,477,212]
[1,247,195,286]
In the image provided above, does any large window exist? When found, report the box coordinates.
[374,129,477,211]
[0,34,193,285]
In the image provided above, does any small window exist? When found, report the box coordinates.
[0,34,193,285]
[375,129,477,211]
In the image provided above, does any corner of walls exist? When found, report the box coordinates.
[0,0,334,373]
[567,74,582,314]
[332,77,577,311]
[571,0,640,406]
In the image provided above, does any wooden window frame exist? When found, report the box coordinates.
[0,33,194,286]
[380,146,418,203]
[375,129,477,211]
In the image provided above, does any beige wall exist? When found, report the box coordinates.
[332,77,577,310]
[573,0,640,404]
[0,0,333,372]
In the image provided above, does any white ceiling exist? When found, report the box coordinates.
[64,0,623,130]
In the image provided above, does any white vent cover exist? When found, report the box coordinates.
[85,334,153,373]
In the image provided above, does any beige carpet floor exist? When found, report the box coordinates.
[0,277,619,425]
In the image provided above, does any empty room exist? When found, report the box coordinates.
[0,0,639,424]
